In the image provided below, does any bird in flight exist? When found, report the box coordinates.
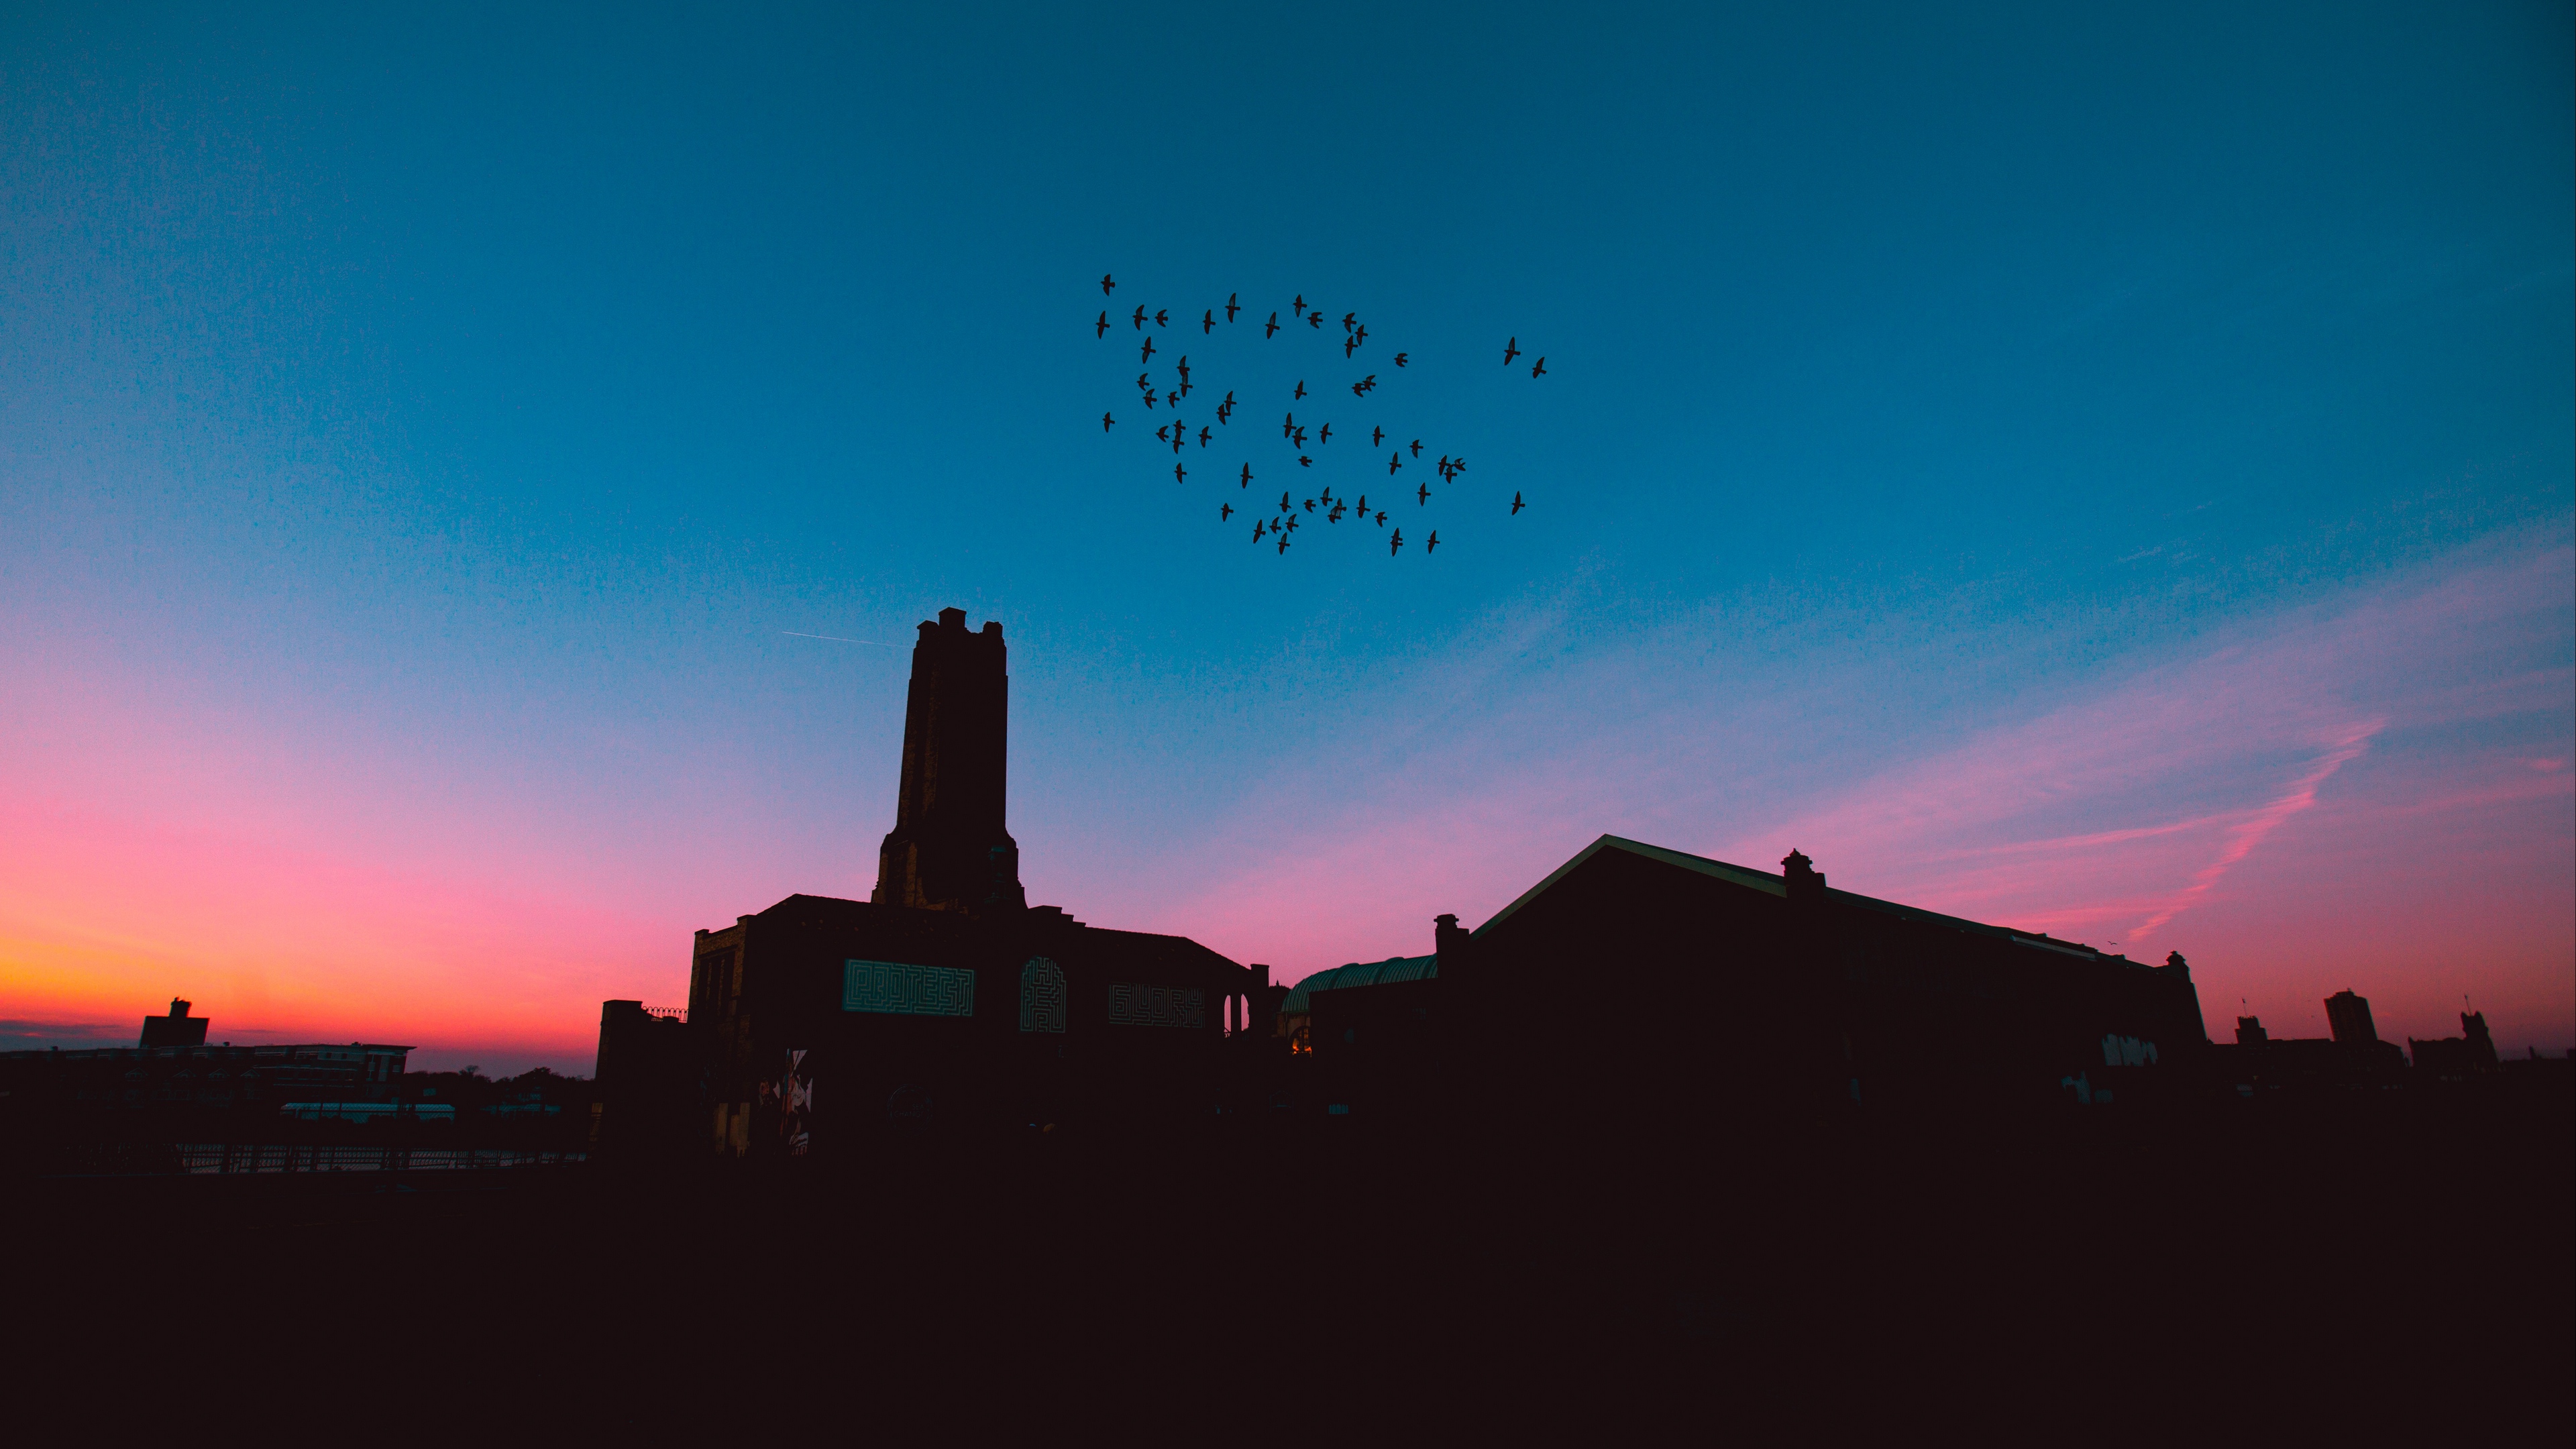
[1293,380,1307,400]
[1329,500,1346,523]
[1132,305,1147,329]
[1298,455,1313,467]
[1173,462,1187,484]
[1417,482,1430,504]
[1303,497,1316,512]
[1141,390,1156,410]
[1393,352,1408,367]
[1374,510,1387,526]
[1319,422,1332,444]
[1437,454,1450,478]
[1166,390,1179,408]
[1102,412,1114,431]
[1155,309,1169,327]
[1140,335,1156,363]
[1265,311,1280,337]
[1354,493,1367,514]
[1225,292,1241,323]
[1222,502,1234,521]
[1409,439,1422,457]
[1531,356,1546,378]
[1171,427,1186,455]
[1293,295,1306,316]
[1354,324,1367,346]
[1307,311,1323,329]
[1503,337,1520,364]
[1102,274,1116,296]
[1426,531,1438,554]
[1387,452,1403,476]
[1177,356,1190,382]
[1155,424,1170,444]
[1279,490,1291,512]
[1202,310,1215,334]
[1291,426,1306,447]
[1282,412,1295,439]
[1371,426,1384,447]
[1254,519,1267,541]
[1389,529,1403,555]
[1451,455,1467,475]
[1198,426,1212,447]
[1344,335,1358,359]
[1095,311,1110,338]
[1341,311,1356,331]
[1511,491,1525,515]
[1240,463,1254,487]
[1277,534,1291,555]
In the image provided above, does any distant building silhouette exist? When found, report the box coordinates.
[600,608,1262,1159]
[2324,989,2380,1048]
[138,998,207,1049]
[2409,1011,2504,1081]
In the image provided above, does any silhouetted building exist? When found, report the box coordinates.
[0,1038,413,1117]
[2409,1011,2504,1081]
[874,608,1026,914]
[138,998,208,1049]
[604,608,1263,1157]
[2325,989,2380,1048]
[1303,837,2210,1125]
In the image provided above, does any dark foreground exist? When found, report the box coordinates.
[15,1092,2570,1436]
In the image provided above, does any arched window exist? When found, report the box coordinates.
[1020,957,1067,1034]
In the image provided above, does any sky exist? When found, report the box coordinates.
[1,1,2568,1073]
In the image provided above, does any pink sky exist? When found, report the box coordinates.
[4,539,2569,1070]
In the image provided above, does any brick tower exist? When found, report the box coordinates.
[873,607,1026,914]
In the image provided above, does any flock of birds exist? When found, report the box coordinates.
[1094,274,1542,557]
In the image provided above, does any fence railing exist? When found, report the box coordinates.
[162,1143,586,1174]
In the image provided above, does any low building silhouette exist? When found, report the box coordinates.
[2410,1010,2504,1082]
[138,998,209,1049]
[2206,989,2409,1092]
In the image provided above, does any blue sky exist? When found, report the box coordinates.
[3,2,2569,1068]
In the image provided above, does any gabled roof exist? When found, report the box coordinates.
[1474,835,2140,966]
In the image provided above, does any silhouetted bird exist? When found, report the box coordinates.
[1511,491,1525,515]
[1342,311,1356,331]
[1409,439,1422,457]
[1102,412,1114,430]
[1277,534,1290,554]
[1344,336,1358,358]
[1177,356,1190,381]
[1283,413,1295,439]
[1240,463,1254,487]
[1330,501,1346,522]
[1308,311,1324,329]
[1319,423,1332,444]
[1096,311,1110,338]
[1202,310,1215,333]
[1279,490,1291,511]
[1293,380,1307,400]
[1531,356,1546,378]
[1371,426,1385,447]
[1436,454,1450,477]
[1102,274,1116,295]
[1451,455,1466,475]
[1416,482,1430,504]
[1198,426,1212,447]
[1390,529,1403,555]
[1303,498,1315,512]
[1287,513,1301,531]
[1503,337,1519,364]
[1142,391,1156,409]
[1140,336,1156,363]
[1254,519,1267,541]
[1166,391,1178,407]
[1137,372,1151,392]
[1155,309,1169,327]
[1354,324,1366,345]
[1156,424,1171,444]
[1265,312,1280,337]
[1354,494,1367,514]
[1132,305,1147,329]
[1393,352,1408,367]
[1171,427,1185,455]
[1298,455,1312,466]
[1173,462,1187,484]
[1222,502,1234,521]
[1226,292,1241,322]
[1293,295,1306,315]
[1426,531,1438,554]
[1387,453,1403,476]
[1374,511,1387,525]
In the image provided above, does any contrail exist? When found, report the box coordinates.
[783,631,894,647]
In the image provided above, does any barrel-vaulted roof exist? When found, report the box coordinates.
[1279,955,1437,1014]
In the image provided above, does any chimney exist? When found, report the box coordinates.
[2235,1016,2268,1047]
[140,998,209,1049]
[1781,849,1828,905]
[874,608,1026,914]
[1434,913,1471,973]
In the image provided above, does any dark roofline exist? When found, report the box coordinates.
[1476,835,2137,965]
[751,894,1247,964]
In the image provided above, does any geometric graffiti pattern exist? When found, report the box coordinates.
[1107,983,1205,1029]
[1020,957,1067,1034]
[843,959,975,1017]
